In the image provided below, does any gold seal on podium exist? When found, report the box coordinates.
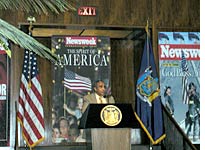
[100,105,122,126]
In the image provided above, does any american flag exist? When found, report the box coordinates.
[17,50,45,148]
[64,69,91,91]
[181,50,190,104]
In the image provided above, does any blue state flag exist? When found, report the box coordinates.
[135,36,166,144]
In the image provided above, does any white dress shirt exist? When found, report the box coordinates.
[95,94,107,104]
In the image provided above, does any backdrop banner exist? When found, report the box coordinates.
[51,36,111,143]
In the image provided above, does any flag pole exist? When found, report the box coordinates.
[27,17,36,89]
[145,18,154,148]
[145,18,150,68]
[64,86,66,116]
[25,16,36,150]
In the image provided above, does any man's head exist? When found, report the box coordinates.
[189,82,196,90]
[164,86,171,96]
[93,80,106,97]
[189,82,196,95]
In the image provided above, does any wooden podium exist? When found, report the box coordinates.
[79,104,140,150]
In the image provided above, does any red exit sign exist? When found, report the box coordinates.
[78,6,96,16]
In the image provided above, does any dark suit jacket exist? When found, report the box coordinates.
[82,93,115,113]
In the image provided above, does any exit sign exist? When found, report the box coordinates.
[78,6,96,16]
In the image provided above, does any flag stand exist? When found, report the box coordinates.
[149,141,153,150]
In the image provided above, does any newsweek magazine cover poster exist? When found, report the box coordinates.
[51,36,111,143]
[0,37,10,146]
[158,32,200,144]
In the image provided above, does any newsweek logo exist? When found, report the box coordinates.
[65,37,97,46]
[159,44,200,60]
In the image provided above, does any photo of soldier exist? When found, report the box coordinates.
[185,82,200,142]
[164,86,175,117]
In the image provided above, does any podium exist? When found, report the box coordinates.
[79,104,140,150]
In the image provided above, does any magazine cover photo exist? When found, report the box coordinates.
[158,32,200,144]
[51,36,111,143]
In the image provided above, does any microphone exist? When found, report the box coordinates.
[103,94,111,103]
[103,94,111,98]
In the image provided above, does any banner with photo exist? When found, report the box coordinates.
[0,37,10,146]
[158,32,200,144]
[51,36,111,143]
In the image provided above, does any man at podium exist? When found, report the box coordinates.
[80,80,137,150]
[82,80,115,113]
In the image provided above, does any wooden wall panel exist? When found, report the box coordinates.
[111,40,135,103]
[155,0,200,27]
[75,0,151,25]
[36,39,53,145]
[10,46,24,104]
[1,0,199,27]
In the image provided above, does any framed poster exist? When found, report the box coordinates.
[0,38,10,147]
[158,32,200,144]
[51,36,111,143]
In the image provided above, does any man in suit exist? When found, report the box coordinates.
[82,80,115,113]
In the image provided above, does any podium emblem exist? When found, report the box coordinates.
[100,105,122,126]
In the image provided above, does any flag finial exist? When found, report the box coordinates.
[27,16,36,35]
[145,18,150,37]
